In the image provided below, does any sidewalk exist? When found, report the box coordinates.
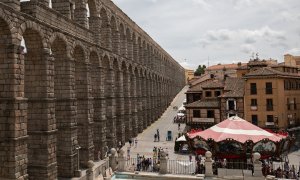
[121,86,190,161]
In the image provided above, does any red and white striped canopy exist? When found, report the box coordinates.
[188,116,283,143]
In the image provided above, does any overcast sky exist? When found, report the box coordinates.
[112,0,300,70]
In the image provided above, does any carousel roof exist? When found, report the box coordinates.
[188,116,284,143]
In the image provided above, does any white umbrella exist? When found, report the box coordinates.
[177,113,184,117]
[176,135,187,142]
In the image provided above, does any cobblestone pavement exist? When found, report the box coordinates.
[121,86,190,161]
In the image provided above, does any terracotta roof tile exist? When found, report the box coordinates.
[185,98,220,108]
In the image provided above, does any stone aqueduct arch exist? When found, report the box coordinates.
[0,1,185,179]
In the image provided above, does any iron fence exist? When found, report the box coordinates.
[167,160,196,174]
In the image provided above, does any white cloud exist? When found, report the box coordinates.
[286,48,300,55]
[110,0,300,69]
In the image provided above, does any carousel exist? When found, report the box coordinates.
[187,116,294,161]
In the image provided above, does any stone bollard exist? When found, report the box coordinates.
[252,152,263,177]
[159,150,168,174]
[87,161,95,180]
[109,148,118,171]
[205,151,213,177]
[117,149,126,172]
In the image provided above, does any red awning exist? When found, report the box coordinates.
[188,116,284,143]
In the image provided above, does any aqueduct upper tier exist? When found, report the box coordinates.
[0,0,185,179]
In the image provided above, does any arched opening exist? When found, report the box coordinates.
[111,16,120,55]
[100,8,111,50]
[22,28,51,179]
[119,23,127,57]
[137,37,142,65]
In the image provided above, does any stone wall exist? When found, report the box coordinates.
[0,0,185,179]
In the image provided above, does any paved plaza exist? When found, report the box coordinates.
[121,86,190,161]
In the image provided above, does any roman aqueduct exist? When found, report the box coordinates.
[0,0,185,179]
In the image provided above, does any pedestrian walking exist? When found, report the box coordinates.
[135,138,138,148]
[178,123,181,130]
[154,134,157,142]
[129,139,132,146]
[157,134,160,142]
[127,146,131,160]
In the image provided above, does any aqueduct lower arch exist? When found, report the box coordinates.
[0,1,185,179]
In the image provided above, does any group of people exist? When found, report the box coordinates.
[262,160,300,179]
[173,115,186,123]
[135,154,153,171]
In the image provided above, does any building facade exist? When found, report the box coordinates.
[243,67,300,129]
[185,77,244,129]
[185,68,194,84]
[0,1,185,179]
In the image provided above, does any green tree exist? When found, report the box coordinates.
[194,65,206,76]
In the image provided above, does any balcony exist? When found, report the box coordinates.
[265,122,275,126]
[193,118,214,123]
[250,106,257,111]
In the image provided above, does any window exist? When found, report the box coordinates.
[251,99,257,106]
[294,98,297,110]
[267,115,274,122]
[287,98,290,110]
[266,99,273,111]
[205,91,212,97]
[250,83,257,95]
[194,94,201,101]
[252,115,258,125]
[229,114,236,118]
[265,82,272,94]
[193,110,201,118]
[227,100,236,110]
[215,91,221,97]
[207,110,214,118]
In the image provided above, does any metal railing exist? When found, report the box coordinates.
[167,160,196,174]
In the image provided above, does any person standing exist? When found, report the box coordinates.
[135,138,138,148]
[189,154,192,162]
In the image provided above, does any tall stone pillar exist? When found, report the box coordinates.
[74,2,88,28]
[2,0,20,11]
[89,16,101,45]
[105,68,116,148]
[25,48,58,180]
[136,75,143,133]
[141,75,148,129]
[127,33,133,60]
[146,77,151,126]
[131,73,138,137]
[120,28,127,58]
[55,57,78,178]
[123,69,132,141]
[144,77,149,127]
[92,65,106,161]
[115,68,125,144]
[52,0,74,19]
[77,63,94,168]
[0,44,28,180]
